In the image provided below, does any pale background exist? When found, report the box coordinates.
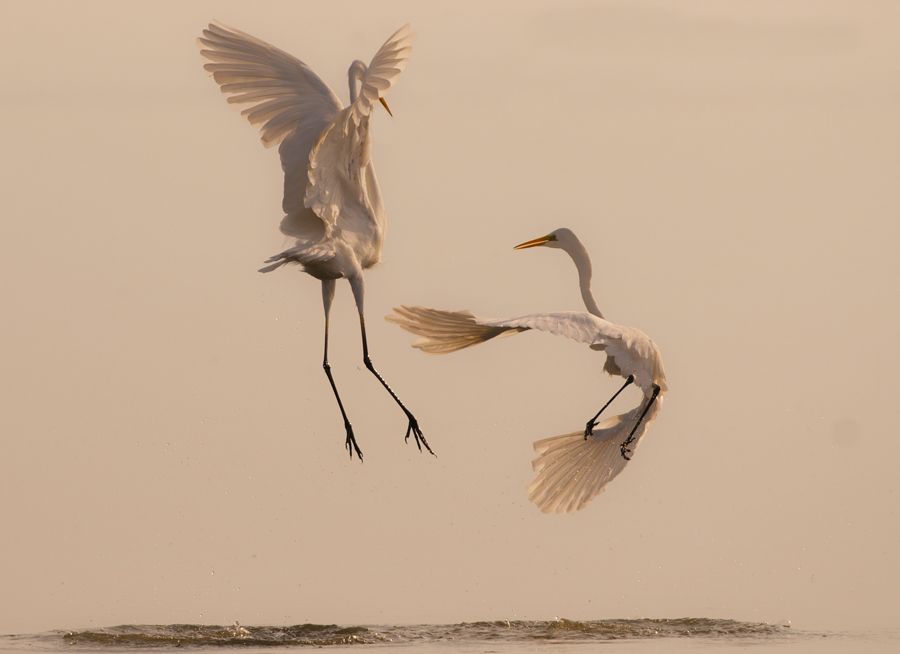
[1,0,898,636]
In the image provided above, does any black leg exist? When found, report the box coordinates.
[359,313,434,456]
[620,384,660,460]
[321,281,362,461]
[585,374,634,439]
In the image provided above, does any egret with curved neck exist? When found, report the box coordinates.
[388,228,668,512]
[200,22,430,461]
[507,227,663,454]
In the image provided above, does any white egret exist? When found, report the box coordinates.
[387,228,667,512]
[199,22,431,460]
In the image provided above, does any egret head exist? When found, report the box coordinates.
[513,227,599,315]
[513,228,577,251]
[348,60,393,116]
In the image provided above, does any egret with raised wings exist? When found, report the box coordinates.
[388,228,666,512]
[199,22,431,460]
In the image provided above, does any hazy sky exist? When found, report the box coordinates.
[1,0,899,636]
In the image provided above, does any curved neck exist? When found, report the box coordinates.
[349,74,358,104]
[348,63,365,104]
[564,240,603,318]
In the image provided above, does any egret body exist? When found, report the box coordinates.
[199,23,431,460]
[388,229,666,511]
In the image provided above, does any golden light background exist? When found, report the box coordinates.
[1,0,898,634]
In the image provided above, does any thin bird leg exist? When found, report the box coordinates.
[620,384,661,461]
[584,374,635,439]
[320,281,362,461]
[347,275,433,456]
[358,312,434,456]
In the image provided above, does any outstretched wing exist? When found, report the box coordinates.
[197,22,343,215]
[304,25,413,233]
[388,306,525,354]
[481,311,627,347]
[389,306,639,379]
[528,399,661,513]
[484,312,656,381]
[351,24,414,126]
[388,307,622,351]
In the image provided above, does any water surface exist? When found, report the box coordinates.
[5,618,895,653]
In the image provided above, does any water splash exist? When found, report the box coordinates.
[58,623,375,648]
[2,617,800,650]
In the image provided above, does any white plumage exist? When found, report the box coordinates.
[199,23,430,460]
[388,228,667,512]
[527,401,662,513]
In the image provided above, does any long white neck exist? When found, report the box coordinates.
[348,61,366,104]
[349,73,358,104]
[564,239,603,318]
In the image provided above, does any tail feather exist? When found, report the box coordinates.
[528,402,660,513]
[258,241,335,274]
[258,250,291,273]
[258,258,288,273]
[386,306,523,354]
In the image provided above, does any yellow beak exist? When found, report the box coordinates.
[379,97,393,117]
[514,234,554,250]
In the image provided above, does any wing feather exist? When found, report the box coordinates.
[198,23,342,147]
[198,22,343,217]
[389,307,633,355]
[481,311,627,347]
[528,401,661,513]
[387,306,524,353]
[350,24,414,125]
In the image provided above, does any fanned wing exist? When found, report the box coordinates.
[304,25,413,234]
[388,308,626,353]
[351,24,414,125]
[528,400,662,513]
[197,22,343,215]
[387,306,525,353]
[389,307,649,385]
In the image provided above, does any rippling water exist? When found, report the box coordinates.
[0,617,853,653]
[2,618,897,653]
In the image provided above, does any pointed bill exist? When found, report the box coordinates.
[379,97,393,117]
[514,234,555,250]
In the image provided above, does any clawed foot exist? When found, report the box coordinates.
[584,419,596,440]
[619,438,634,461]
[404,414,435,456]
[344,422,363,461]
